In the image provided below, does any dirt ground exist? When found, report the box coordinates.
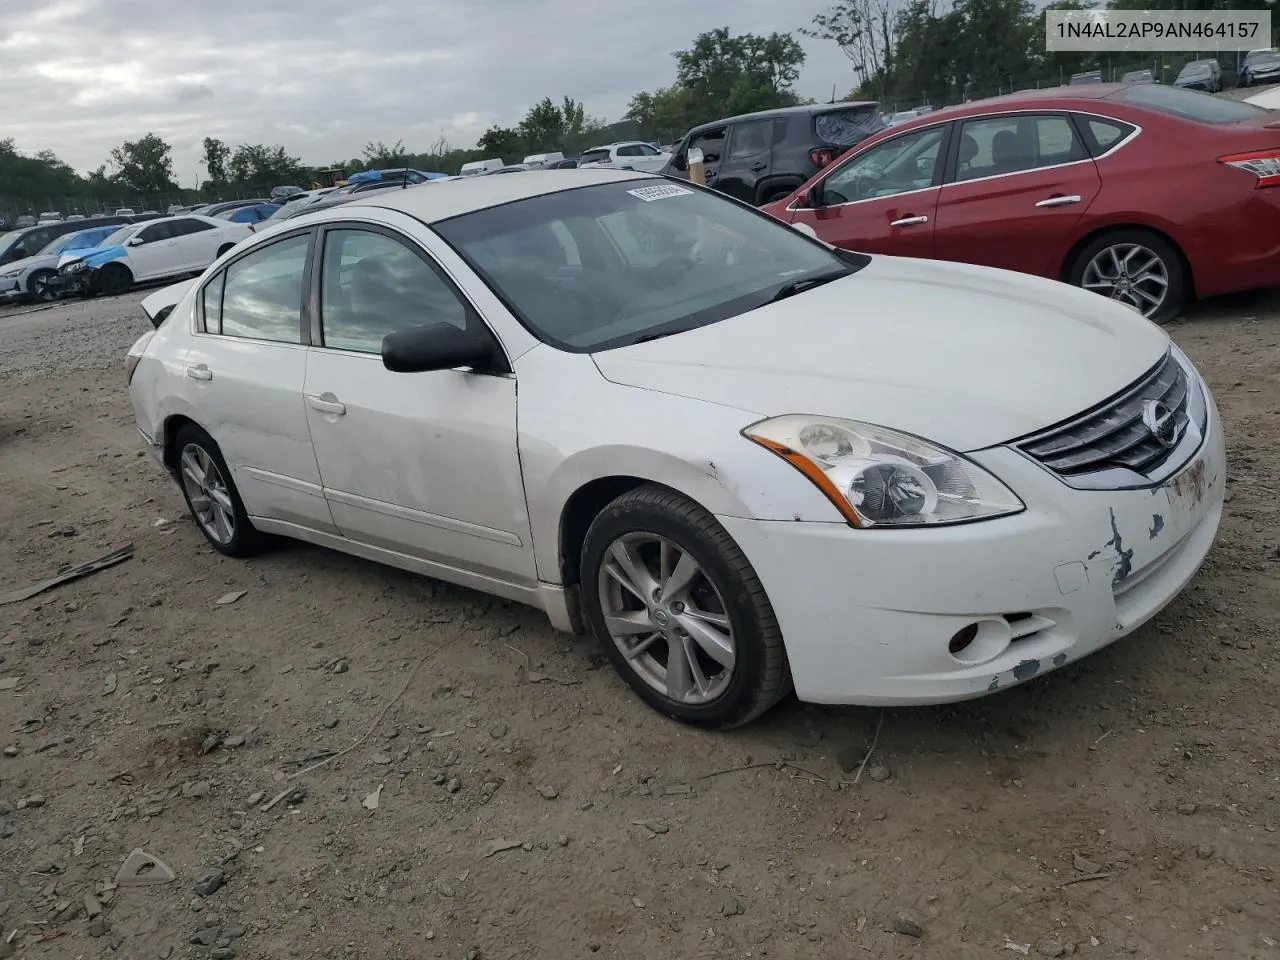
[0,287,1277,960]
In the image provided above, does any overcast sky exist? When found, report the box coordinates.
[0,0,857,181]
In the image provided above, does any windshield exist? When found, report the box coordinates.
[1180,62,1211,76]
[434,180,856,352]
[0,230,23,258]
[98,224,139,248]
[40,229,109,255]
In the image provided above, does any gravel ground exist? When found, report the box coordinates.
[0,287,1278,960]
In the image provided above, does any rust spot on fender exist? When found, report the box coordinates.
[1052,652,1068,667]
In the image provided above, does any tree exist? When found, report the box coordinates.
[673,28,805,107]
[805,0,901,96]
[108,133,176,194]
[202,138,230,183]
[476,125,523,159]
[227,144,304,187]
[363,139,407,165]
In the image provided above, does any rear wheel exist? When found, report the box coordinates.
[26,269,57,302]
[579,485,791,728]
[173,424,266,558]
[97,262,133,296]
[759,187,795,206]
[1067,229,1187,324]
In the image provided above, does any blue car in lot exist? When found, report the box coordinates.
[214,202,280,225]
[345,167,449,185]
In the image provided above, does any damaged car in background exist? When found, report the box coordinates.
[53,215,252,298]
[125,171,1226,727]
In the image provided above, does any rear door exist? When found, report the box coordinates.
[787,123,950,258]
[714,119,774,203]
[931,112,1100,278]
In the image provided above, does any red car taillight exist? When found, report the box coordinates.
[1218,149,1280,188]
[810,148,836,168]
[247,224,256,232]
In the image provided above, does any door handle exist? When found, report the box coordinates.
[890,215,929,227]
[750,162,768,172]
[306,394,346,416]
[1035,194,1082,208]
[186,364,212,381]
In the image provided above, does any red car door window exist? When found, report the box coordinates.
[933,113,1101,277]
[789,125,947,258]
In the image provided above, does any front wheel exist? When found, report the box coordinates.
[1067,229,1187,324]
[26,269,57,302]
[580,485,791,728]
[97,263,133,296]
[173,424,266,557]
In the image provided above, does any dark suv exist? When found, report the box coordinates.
[662,102,884,206]
[0,215,134,269]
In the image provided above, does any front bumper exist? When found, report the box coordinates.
[0,278,23,302]
[719,393,1226,705]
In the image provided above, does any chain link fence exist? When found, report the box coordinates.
[0,188,271,228]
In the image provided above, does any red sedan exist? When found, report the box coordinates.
[762,84,1280,322]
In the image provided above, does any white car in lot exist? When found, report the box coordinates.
[578,141,672,173]
[125,171,1225,727]
[57,215,252,296]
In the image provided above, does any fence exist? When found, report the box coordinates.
[0,188,272,228]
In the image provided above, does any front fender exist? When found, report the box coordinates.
[514,346,845,583]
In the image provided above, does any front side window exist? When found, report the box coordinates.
[205,233,308,342]
[687,128,726,163]
[435,180,856,352]
[138,222,173,244]
[821,126,945,204]
[319,228,468,354]
[171,218,214,236]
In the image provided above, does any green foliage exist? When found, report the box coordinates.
[109,133,176,194]
[226,144,306,189]
[202,138,230,184]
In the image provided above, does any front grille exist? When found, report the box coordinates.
[1018,351,1189,478]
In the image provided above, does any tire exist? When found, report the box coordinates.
[580,484,791,728]
[97,262,133,296]
[173,424,266,558]
[759,187,796,206]
[26,269,57,302]
[1066,228,1187,324]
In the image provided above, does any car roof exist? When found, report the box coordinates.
[873,83,1166,134]
[342,169,653,224]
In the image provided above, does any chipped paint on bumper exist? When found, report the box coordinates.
[714,391,1226,706]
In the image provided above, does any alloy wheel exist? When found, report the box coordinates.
[180,443,236,545]
[31,274,56,302]
[1081,242,1169,318]
[596,533,735,705]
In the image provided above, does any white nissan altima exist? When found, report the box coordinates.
[125,169,1226,728]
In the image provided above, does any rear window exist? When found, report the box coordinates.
[813,108,886,146]
[1118,84,1265,124]
[580,149,612,164]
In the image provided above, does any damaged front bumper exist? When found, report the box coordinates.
[714,390,1227,706]
[50,261,96,298]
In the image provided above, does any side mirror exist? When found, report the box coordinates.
[382,322,499,374]
[127,236,144,247]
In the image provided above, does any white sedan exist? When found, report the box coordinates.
[125,170,1225,727]
[57,215,252,297]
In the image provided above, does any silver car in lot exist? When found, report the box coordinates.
[0,224,123,303]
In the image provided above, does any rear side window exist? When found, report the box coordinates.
[206,234,308,342]
[1117,84,1265,124]
[814,108,886,146]
[1078,116,1136,154]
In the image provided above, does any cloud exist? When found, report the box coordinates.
[0,0,857,178]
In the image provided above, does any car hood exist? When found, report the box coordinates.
[590,256,1170,451]
[59,245,125,269]
[0,253,58,276]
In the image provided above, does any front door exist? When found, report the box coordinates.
[788,123,949,258]
[184,229,338,533]
[931,113,1101,277]
[301,223,535,586]
[128,220,186,280]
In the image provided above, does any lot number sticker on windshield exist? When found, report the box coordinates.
[627,184,694,202]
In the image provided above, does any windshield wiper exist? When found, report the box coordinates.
[766,268,849,304]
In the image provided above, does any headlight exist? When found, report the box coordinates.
[62,260,88,275]
[0,270,20,281]
[744,415,1024,528]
